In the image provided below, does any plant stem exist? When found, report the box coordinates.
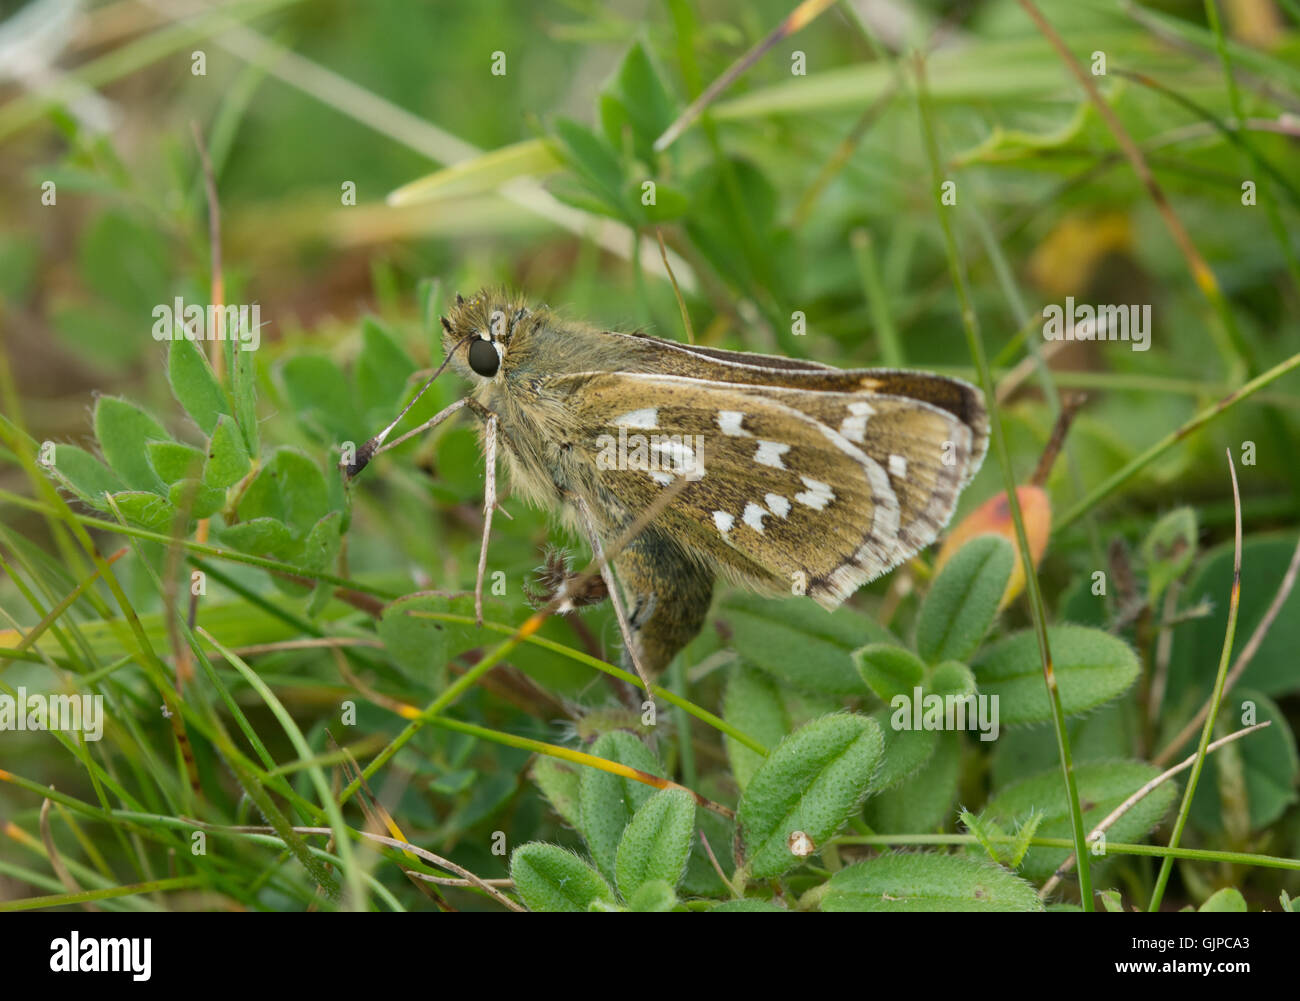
[913,51,1093,909]
[1148,453,1243,911]
[1054,350,1300,531]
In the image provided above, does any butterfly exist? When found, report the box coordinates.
[346,290,988,694]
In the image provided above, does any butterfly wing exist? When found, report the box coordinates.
[542,371,986,610]
[600,332,989,482]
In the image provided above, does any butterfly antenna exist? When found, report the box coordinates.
[342,333,472,479]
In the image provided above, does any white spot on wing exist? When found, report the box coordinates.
[650,438,696,471]
[754,440,790,469]
[717,411,751,437]
[742,502,768,533]
[795,477,834,510]
[839,401,875,444]
[713,510,734,535]
[614,407,658,429]
[765,493,791,518]
[889,454,908,478]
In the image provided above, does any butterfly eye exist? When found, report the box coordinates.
[467,337,500,377]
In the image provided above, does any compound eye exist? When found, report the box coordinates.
[467,337,500,377]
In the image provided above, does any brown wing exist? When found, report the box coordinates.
[599,333,989,481]
[544,372,984,609]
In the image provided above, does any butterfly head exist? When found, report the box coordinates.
[441,289,542,384]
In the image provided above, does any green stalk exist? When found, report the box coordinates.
[0,876,206,913]
[1148,454,1243,910]
[913,53,1093,909]
[410,610,768,755]
[833,834,1300,872]
[1055,351,1300,532]
[851,229,903,367]
[202,632,366,909]
[0,489,398,599]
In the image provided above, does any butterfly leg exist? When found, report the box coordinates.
[474,413,498,627]
[613,532,714,679]
[570,493,656,697]
[343,398,468,478]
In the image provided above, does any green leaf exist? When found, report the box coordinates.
[94,396,170,492]
[736,713,883,880]
[231,330,259,459]
[687,156,777,237]
[298,511,343,573]
[1006,810,1044,868]
[168,478,225,520]
[626,879,678,912]
[550,117,629,220]
[972,625,1140,725]
[680,786,735,897]
[168,336,229,436]
[355,317,416,422]
[1168,534,1300,698]
[961,810,1008,863]
[822,853,1043,912]
[854,642,926,702]
[204,415,251,489]
[864,731,961,833]
[509,843,616,912]
[1099,889,1126,913]
[531,758,582,830]
[992,698,1136,789]
[630,179,688,222]
[281,353,358,445]
[146,440,205,484]
[719,593,893,695]
[214,517,295,557]
[389,140,562,206]
[684,157,780,291]
[108,491,180,533]
[44,443,124,509]
[79,210,168,315]
[378,593,480,687]
[1199,887,1247,912]
[930,660,978,698]
[1188,688,1298,834]
[547,176,624,219]
[962,808,1043,868]
[578,731,664,884]
[983,760,1177,881]
[709,898,786,912]
[599,41,676,162]
[53,302,138,368]
[0,231,38,303]
[870,706,937,791]
[915,536,1014,664]
[870,660,978,791]
[1140,506,1197,605]
[238,448,329,536]
[615,788,695,901]
[723,664,788,792]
